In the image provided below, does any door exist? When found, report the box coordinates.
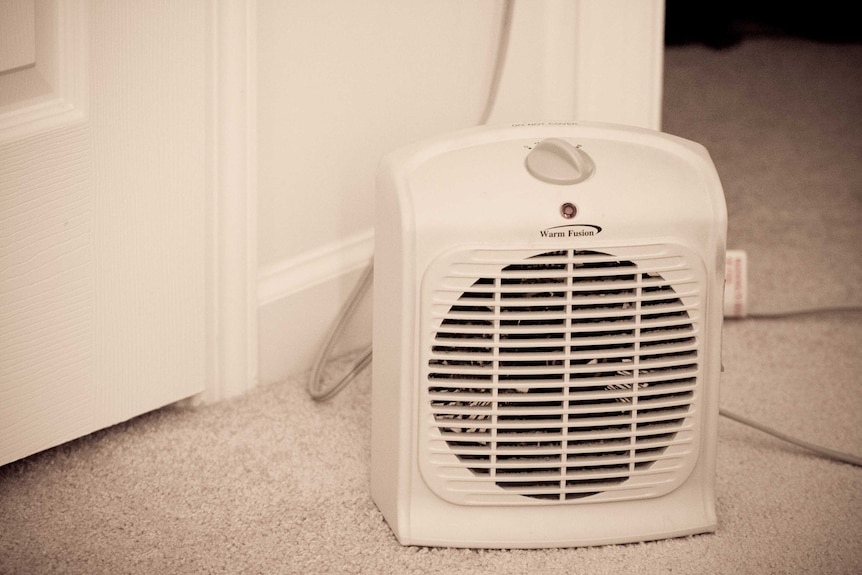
[0,1,219,466]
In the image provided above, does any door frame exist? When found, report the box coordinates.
[207,0,259,402]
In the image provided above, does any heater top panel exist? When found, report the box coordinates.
[376,122,727,265]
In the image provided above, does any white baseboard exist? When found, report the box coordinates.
[257,230,374,385]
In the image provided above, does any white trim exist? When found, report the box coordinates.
[257,231,374,385]
[258,229,374,306]
[205,0,259,402]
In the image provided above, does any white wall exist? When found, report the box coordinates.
[257,1,504,268]
[256,0,665,385]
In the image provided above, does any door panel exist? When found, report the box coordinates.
[0,0,208,466]
[90,0,207,421]
[0,123,95,465]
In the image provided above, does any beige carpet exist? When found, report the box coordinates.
[2,37,861,575]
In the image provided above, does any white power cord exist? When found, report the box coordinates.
[744,305,862,319]
[478,0,514,125]
[719,407,862,467]
[307,264,373,401]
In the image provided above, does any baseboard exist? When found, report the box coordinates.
[257,230,374,385]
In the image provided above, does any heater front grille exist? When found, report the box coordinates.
[420,246,705,505]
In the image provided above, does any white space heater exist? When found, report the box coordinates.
[371,122,727,548]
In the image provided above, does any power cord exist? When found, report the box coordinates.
[743,305,862,319]
[478,0,514,125]
[719,407,862,467]
[307,264,373,401]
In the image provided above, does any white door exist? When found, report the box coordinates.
[0,1,246,467]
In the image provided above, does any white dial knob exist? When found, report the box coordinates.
[525,138,595,185]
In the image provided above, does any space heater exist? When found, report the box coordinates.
[371,122,727,548]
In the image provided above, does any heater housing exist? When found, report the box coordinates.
[372,122,727,548]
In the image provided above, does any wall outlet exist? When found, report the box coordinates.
[724,249,748,318]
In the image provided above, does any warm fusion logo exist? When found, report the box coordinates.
[539,224,603,238]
